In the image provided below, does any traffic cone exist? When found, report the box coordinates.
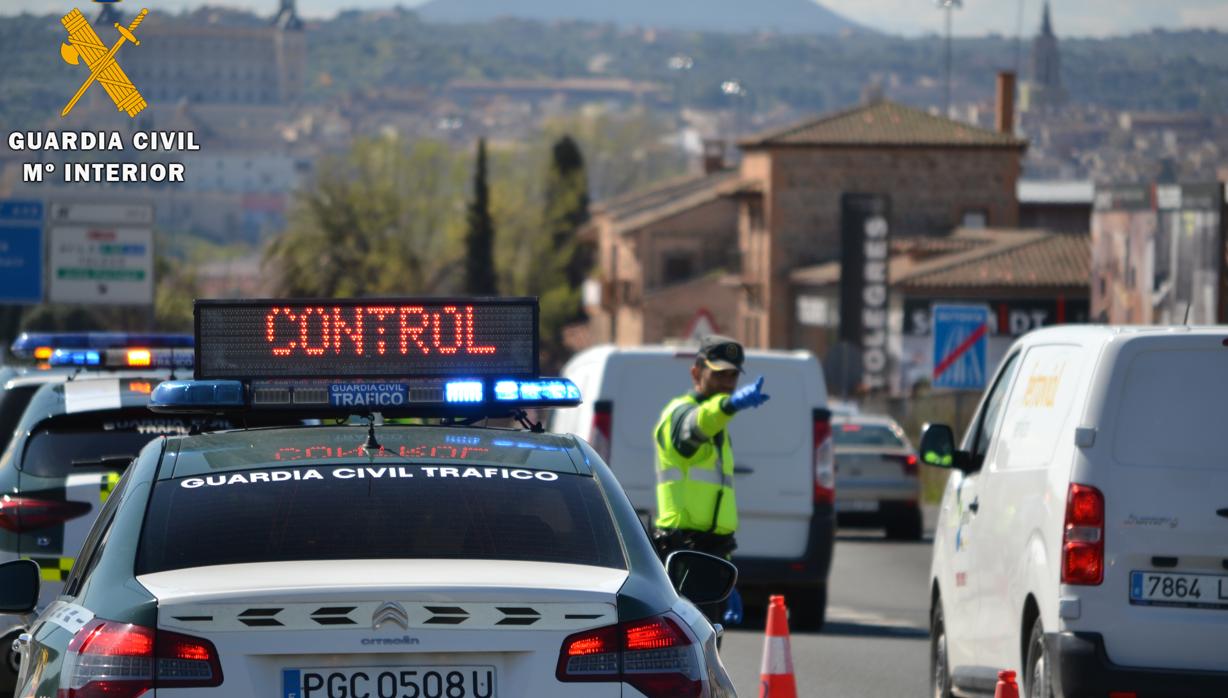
[758,595,797,698]
[994,670,1020,698]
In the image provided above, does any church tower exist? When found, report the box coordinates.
[1021,2,1068,111]
[273,0,306,103]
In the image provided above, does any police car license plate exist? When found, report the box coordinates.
[1129,571,1228,610]
[282,666,496,698]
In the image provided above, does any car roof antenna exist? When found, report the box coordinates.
[512,408,545,433]
[1184,301,1192,325]
[362,413,382,453]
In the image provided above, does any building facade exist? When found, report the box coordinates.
[732,99,1027,348]
[584,166,742,345]
[112,1,306,107]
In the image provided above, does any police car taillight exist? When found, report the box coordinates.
[60,618,223,697]
[556,613,702,697]
[0,495,91,533]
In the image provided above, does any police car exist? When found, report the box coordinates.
[1,298,738,698]
[0,334,210,691]
[0,334,193,456]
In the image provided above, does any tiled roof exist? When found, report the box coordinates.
[740,100,1026,149]
[898,232,1090,290]
[791,229,1089,291]
[595,170,738,219]
[591,170,740,235]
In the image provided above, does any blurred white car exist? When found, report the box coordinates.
[832,414,922,540]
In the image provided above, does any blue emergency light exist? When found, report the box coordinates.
[12,332,194,361]
[148,298,581,418]
[48,346,194,370]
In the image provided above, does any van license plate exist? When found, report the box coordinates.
[836,500,879,513]
[283,666,496,698]
[1129,571,1228,610]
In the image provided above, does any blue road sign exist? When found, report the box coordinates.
[0,200,45,304]
[932,304,990,390]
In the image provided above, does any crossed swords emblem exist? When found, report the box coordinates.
[59,7,150,118]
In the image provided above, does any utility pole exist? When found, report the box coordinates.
[937,0,962,118]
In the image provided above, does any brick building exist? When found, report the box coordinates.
[581,83,1090,393]
[732,98,1027,348]
[584,160,742,345]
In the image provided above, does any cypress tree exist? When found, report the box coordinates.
[544,135,591,292]
[464,138,497,295]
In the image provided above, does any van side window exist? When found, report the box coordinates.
[970,352,1021,461]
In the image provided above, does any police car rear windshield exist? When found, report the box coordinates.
[166,427,583,478]
[20,410,235,478]
[136,463,626,573]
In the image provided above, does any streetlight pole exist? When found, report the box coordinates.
[937,0,962,118]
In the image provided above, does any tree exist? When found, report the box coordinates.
[527,135,591,367]
[265,136,467,298]
[544,136,591,291]
[463,138,498,295]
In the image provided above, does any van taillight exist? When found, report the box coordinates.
[813,409,835,505]
[557,613,701,696]
[1062,483,1104,586]
[591,400,613,463]
[0,495,92,533]
[58,619,223,698]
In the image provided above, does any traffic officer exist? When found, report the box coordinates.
[652,335,769,622]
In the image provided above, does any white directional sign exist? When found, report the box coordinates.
[49,226,154,305]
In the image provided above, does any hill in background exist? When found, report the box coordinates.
[415,0,866,35]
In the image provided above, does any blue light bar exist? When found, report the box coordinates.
[50,349,101,367]
[494,379,582,403]
[150,380,245,411]
[445,380,484,404]
[12,332,194,359]
[149,377,582,416]
[48,347,194,370]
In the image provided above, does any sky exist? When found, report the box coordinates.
[7,0,1228,37]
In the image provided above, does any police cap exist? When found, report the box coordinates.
[697,335,745,373]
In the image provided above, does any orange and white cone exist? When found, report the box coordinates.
[758,595,798,698]
[994,670,1020,698]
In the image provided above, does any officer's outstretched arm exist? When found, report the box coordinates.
[668,395,735,457]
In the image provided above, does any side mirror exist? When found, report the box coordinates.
[0,560,40,614]
[919,423,957,468]
[919,423,978,474]
[665,550,738,607]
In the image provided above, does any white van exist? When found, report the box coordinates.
[550,345,836,629]
[923,326,1228,698]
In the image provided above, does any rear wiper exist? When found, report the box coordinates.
[71,454,137,470]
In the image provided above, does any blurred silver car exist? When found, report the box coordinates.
[833,415,922,540]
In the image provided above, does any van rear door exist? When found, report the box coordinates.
[604,353,820,559]
[1094,337,1228,672]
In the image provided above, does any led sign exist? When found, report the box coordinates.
[195,298,538,380]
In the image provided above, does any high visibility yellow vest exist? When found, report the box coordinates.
[653,393,738,535]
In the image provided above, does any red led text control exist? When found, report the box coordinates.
[265,305,496,358]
